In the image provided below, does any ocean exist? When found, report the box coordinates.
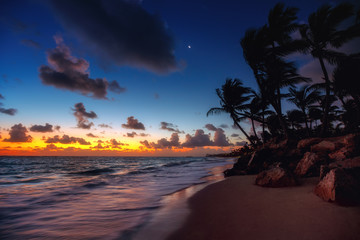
[0,156,233,239]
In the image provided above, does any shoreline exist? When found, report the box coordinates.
[167,175,360,240]
[132,161,234,240]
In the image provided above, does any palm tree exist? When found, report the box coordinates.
[241,3,308,139]
[298,3,356,136]
[207,79,256,145]
[286,109,304,130]
[249,89,271,143]
[288,85,320,135]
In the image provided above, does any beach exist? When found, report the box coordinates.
[167,175,360,240]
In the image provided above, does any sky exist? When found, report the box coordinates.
[0,0,358,156]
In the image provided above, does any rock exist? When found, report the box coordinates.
[255,165,298,187]
[247,149,272,174]
[314,165,360,206]
[328,147,348,161]
[294,152,328,177]
[223,168,246,177]
[310,140,342,153]
[329,156,360,168]
[297,138,322,150]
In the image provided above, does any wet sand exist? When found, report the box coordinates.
[167,175,360,240]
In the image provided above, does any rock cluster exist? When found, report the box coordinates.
[224,133,360,205]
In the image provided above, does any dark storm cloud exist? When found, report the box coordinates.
[3,123,32,142]
[204,124,217,131]
[39,36,125,99]
[140,133,180,149]
[73,103,97,129]
[122,116,145,130]
[30,123,53,133]
[45,134,91,145]
[49,0,178,73]
[98,123,112,129]
[160,122,183,133]
[21,39,41,49]
[182,129,213,148]
[86,133,98,138]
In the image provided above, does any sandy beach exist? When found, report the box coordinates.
[167,175,360,240]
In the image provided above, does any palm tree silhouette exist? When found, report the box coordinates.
[298,3,355,136]
[288,85,320,136]
[207,79,256,145]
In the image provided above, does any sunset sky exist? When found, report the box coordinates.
[0,0,358,156]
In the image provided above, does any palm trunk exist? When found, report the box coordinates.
[231,114,256,146]
[270,99,289,139]
[302,108,310,136]
[318,55,331,137]
[250,117,259,142]
[262,109,266,144]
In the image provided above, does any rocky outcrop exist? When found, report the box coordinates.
[297,138,322,151]
[246,148,273,174]
[294,152,328,177]
[314,159,360,206]
[255,165,298,188]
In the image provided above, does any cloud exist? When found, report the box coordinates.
[39,36,125,99]
[21,39,41,49]
[86,133,98,138]
[154,93,159,99]
[160,122,183,133]
[125,132,137,138]
[0,106,17,116]
[73,102,97,129]
[49,0,178,74]
[109,139,126,148]
[124,131,149,138]
[204,124,217,131]
[45,134,91,145]
[140,133,180,149]
[236,141,247,146]
[213,128,231,146]
[182,129,213,148]
[0,94,4,99]
[30,123,53,132]
[122,116,145,130]
[219,124,229,129]
[299,59,335,84]
[98,123,112,128]
[3,123,32,142]
[54,125,61,131]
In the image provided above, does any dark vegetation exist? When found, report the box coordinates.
[208,2,360,151]
[207,2,360,205]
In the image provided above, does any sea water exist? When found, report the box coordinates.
[0,156,232,239]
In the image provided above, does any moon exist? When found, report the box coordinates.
[188,45,191,49]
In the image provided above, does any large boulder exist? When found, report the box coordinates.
[247,148,272,174]
[223,154,252,178]
[310,140,342,153]
[255,165,298,188]
[294,152,328,177]
[314,157,360,206]
[297,138,322,150]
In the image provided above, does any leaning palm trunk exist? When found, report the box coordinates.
[231,114,256,146]
[318,55,331,137]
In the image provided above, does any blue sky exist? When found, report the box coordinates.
[0,0,358,156]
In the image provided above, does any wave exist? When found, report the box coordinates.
[71,167,115,175]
